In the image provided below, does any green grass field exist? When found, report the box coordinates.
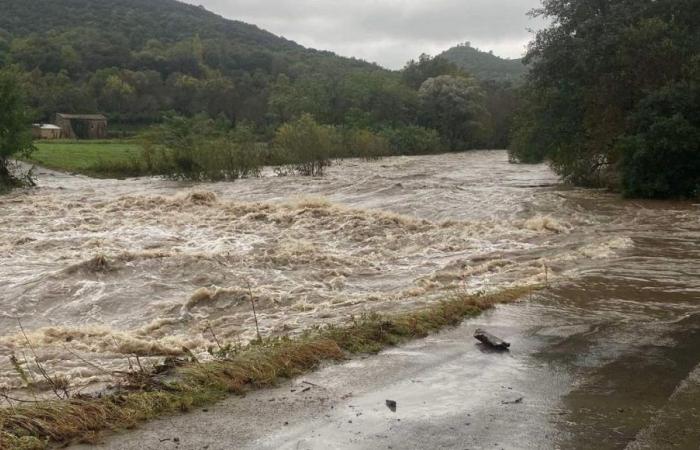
[29,140,147,178]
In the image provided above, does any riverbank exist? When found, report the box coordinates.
[28,140,145,178]
[0,286,534,448]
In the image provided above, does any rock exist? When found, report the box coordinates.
[386,399,397,412]
[474,328,511,350]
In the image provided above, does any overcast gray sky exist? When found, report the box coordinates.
[183,0,546,69]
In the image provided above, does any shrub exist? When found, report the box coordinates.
[379,125,444,155]
[341,128,392,160]
[0,67,34,190]
[273,114,339,176]
[141,115,262,181]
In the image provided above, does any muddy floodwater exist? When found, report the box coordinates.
[2,151,699,448]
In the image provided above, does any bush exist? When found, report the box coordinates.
[618,82,700,198]
[273,114,339,176]
[0,67,34,190]
[141,115,262,181]
[340,128,392,160]
[379,126,443,155]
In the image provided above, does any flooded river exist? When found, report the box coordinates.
[2,151,699,447]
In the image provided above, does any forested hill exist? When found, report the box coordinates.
[0,0,380,124]
[0,0,372,63]
[439,43,527,83]
[0,0,517,150]
[0,0,297,51]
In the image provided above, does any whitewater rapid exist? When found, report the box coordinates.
[2,151,695,395]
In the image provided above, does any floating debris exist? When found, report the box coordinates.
[474,328,510,350]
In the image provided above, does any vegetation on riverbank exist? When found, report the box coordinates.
[20,115,443,181]
[509,0,700,199]
[0,285,537,449]
[0,67,34,190]
[140,113,443,181]
[30,141,145,178]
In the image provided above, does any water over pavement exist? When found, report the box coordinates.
[1,151,698,448]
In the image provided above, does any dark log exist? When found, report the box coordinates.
[474,328,510,350]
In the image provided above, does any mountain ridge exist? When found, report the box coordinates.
[438,43,528,83]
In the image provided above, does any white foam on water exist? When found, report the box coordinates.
[1,151,693,394]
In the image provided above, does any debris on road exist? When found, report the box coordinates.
[474,328,511,350]
[386,399,397,412]
[502,397,524,405]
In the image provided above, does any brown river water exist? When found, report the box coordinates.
[1,151,699,447]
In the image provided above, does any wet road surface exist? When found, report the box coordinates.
[72,280,700,449]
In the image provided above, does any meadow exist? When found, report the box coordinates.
[29,140,146,178]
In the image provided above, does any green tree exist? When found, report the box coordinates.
[141,114,261,181]
[618,80,700,198]
[379,126,444,155]
[0,68,34,189]
[402,54,463,89]
[268,74,299,124]
[273,114,339,176]
[341,128,391,160]
[418,75,488,150]
[510,0,700,197]
[480,80,519,149]
[338,71,418,128]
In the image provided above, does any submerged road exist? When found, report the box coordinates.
[73,281,700,450]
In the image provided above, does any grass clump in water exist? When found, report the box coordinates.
[0,286,537,448]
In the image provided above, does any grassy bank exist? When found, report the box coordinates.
[0,286,537,449]
[29,141,147,178]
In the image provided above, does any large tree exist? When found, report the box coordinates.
[418,75,487,150]
[510,0,700,198]
[0,67,34,189]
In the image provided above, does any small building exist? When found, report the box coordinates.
[31,123,62,140]
[54,113,108,139]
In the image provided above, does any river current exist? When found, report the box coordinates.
[1,150,698,424]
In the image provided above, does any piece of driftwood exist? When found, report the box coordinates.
[474,328,510,350]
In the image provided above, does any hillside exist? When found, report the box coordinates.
[439,43,527,83]
[0,0,381,125]
[0,0,515,150]
[0,0,295,50]
[0,0,372,64]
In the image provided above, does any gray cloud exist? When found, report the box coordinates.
[183,0,546,69]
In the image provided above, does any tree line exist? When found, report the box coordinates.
[0,0,519,187]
